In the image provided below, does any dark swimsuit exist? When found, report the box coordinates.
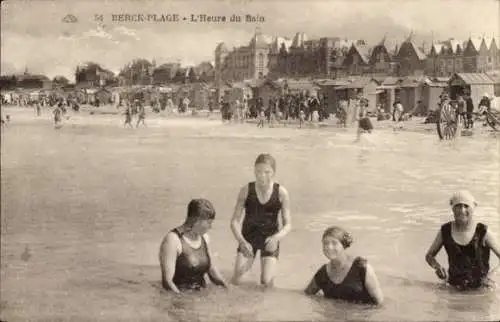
[358,117,373,131]
[238,182,282,258]
[441,222,490,290]
[313,257,375,304]
[358,104,373,132]
[172,228,211,291]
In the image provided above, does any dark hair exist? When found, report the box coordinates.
[254,153,276,172]
[185,198,216,224]
[322,226,353,249]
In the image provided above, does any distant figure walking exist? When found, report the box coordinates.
[136,106,147,128]
[337,100,348,127]
[35,102,41,116]
[53,106,62,129]
[123,106,133,128]
[464,93,475,129]
[298,109,306,128]
[256,109,265,128]
[393,99,404,129]
[456,95,467,126]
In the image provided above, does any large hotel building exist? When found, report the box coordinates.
[215,28,499,83]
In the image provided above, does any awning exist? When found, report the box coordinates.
[452,73,494,85]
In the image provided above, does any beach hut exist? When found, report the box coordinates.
[256,79,282,110]
[486,72,500,97]
[284,79,320,96]
[315,78,350,114]
[29,90,42,102]
[421,78,448,112]
[374,77,402,114]
[227,82,253,105]
[175,84,191,107]
[448,73,495,105]
[110,87,124,106]
[335,77,379,113]
[190,83,211,109]
[397,76,429,113]
[86,88,112,105]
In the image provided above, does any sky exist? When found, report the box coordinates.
[1,0,498,81]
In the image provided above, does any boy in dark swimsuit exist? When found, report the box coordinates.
[230,153,292,287]
[425,190,500,290]
[304,226,384,305]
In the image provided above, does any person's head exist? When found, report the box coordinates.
[183,198,216,235]
[321,226,353,260]
[254,153,276,186]
[449,190,477,225]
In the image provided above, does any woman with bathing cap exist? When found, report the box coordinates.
[425,190,500,290]
[159,198,228,293]
[230,153,292,287]
[305,226,384,305]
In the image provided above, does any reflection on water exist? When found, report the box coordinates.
[1,110,499,321]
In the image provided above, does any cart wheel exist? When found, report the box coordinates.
[437,103,458,140]
[486,110,500,132]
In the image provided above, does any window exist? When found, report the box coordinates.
[447,59,453,72]
[257,53,264,75]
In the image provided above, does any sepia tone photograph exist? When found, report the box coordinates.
[1,0,499,321]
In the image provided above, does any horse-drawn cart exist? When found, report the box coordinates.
[437,97,500,140]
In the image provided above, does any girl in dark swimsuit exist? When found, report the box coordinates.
[425,190,500,290]
[159,199,228,293]
[230,153,292,287]
[305,226,384,305]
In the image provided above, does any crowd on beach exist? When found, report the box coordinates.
[1,87,498,140]
[159,153,500,306]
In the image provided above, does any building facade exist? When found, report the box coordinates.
[214,28,277,84]
[394,35,427,76]
[425,37,498,77]
[215,30,500,82]
[273,35,356,78]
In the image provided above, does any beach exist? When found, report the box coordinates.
[1,105,499,321]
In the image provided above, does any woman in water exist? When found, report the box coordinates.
[425,190,500,290]
[230,153,292,287]
[159,198,228,293]
[355,95,373,142]
[305,226,384,305]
